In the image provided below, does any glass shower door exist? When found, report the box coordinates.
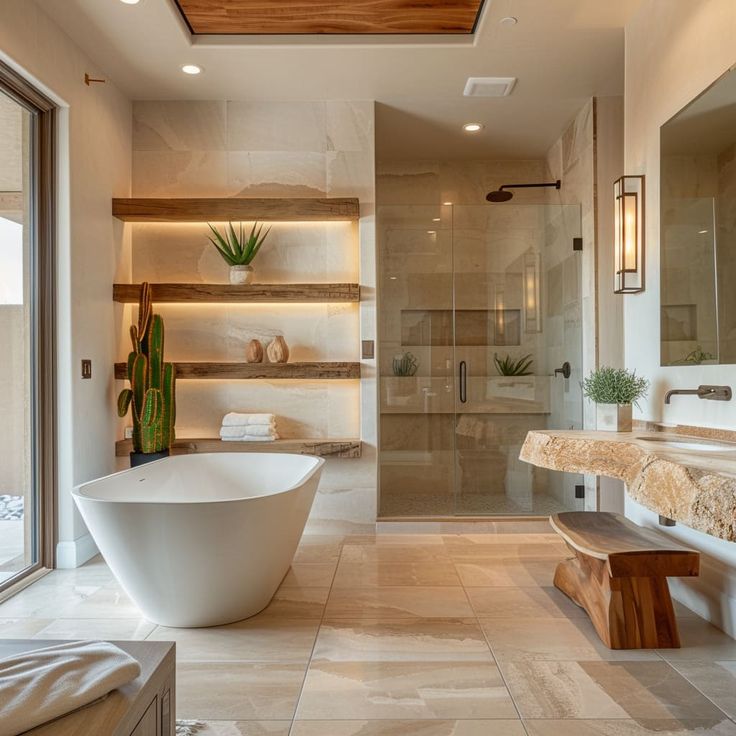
[378,205,456,517]
[452,204,585,516]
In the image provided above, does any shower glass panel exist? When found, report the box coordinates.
[378,203,584,517]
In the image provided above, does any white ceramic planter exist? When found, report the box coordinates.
[229,265,253,285]
[596,403,633,432]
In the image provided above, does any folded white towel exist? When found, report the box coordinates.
[220,425,277,439]
[0,640,141,736]
[220,435,279,442]
[222,412,276,427]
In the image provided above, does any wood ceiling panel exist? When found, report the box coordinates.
[174,0,486,35]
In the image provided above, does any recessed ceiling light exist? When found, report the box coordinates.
[432,217,441,222]
[442,201,453,206]
[499,16,518,26]
[181,64,202,75]
[389,276,397,280]
[427,230,436,235]
[119,0,141,4]
[463,123,483,133]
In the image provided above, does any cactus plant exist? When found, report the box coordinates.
[117,283,176,456]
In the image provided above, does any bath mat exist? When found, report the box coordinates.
[176,721,207,735]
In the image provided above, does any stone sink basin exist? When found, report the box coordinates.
[635,437,736,453]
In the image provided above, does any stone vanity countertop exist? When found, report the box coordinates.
[520,430,736,542]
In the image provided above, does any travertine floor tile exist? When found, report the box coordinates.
[503,660,727,719]
[291,720,526,735]
[657,618,736,660]
[177,722,291,735]
[456,558,559,587]
[296,660,517,719]
[445,542,566,561]
[312,618,494,662]
[0,617,51,638]
[177,662,306,720]
[293,535,344,563]
[32,617,155,640]
[523,719,736,735]
[53,583,141,619]
[148,618,319,662]
[340,545,452,564]
[480,618,660,661]
[332,560,461,587]
[279,563,337,588]
[325,587,473,620]
[670,660,736,719]
[466,586,587,618]
[259,586,330,619]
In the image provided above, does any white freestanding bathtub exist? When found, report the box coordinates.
[73,453,324,627]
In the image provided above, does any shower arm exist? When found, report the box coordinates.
[498,180,561,193]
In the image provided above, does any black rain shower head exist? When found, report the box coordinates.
[486,179,561,202]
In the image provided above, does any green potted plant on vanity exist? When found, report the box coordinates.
[582,366,649,432]
[117,283,177,466]
[207,221,271,284]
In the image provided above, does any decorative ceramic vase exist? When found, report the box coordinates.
[596,403,632,432]
[246,339,264,363]
[229,265,253,285]
[267,336,290,363]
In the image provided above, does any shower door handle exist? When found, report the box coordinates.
[459,361,467,403]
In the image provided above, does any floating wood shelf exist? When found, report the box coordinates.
[113,282,360,303]
[114,361,360,380]
[112,197,360,222]
[116,437,362,458]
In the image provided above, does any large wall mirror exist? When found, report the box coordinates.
[660,65,736,366]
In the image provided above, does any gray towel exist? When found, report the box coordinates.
[0,640,141,736]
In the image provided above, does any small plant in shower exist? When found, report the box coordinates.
[494,353,533,376]
[117,283,176,467]
[582,366,649,432]
[207,221,271,285]
[392,351,419,376]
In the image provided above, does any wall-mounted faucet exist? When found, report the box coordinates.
[664,385,732,404]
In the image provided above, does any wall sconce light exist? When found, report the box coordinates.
[523,252,541,333]
[614,174,645,293]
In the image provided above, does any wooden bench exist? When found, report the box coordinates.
[549,511,700,649]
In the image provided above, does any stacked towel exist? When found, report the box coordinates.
[219,413,279,441]
[0,640,141,736]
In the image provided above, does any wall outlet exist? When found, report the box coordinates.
[81,359,92,379]
[124,426,134,439]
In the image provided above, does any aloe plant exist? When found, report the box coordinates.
[117,283,176,454]
[207,221,271,266]
[494,353,533,376]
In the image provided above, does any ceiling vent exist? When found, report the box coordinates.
[463,77,517,97]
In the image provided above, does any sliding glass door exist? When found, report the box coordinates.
[0,62,55,590]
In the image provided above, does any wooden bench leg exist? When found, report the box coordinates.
[554,548,681,649]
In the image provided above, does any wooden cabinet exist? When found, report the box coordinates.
[0,640,175,736]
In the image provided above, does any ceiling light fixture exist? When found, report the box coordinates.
[499,16,518,25]
[181,64,202,75]
[463,123,483,133]
[442,201,453,206]
[119,0,141,4]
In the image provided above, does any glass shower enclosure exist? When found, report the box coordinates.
[378,203,585,517]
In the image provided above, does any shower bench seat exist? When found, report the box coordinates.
[549,511,700,649]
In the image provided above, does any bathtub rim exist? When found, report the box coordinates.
[72,452,325,505]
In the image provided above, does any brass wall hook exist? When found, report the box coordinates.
[84,73,106,86]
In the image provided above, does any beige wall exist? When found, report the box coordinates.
[624,0,736,634]
[130,100,377,533]
[0,0,133,566]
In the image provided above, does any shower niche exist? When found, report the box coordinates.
[377,203,584,517]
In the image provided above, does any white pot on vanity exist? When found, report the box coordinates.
[596,403,633,432]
